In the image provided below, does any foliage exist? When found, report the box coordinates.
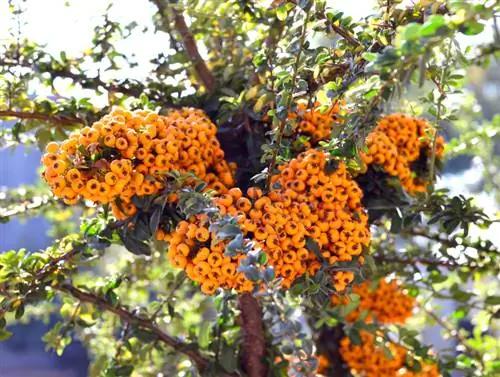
[1,1,499,377]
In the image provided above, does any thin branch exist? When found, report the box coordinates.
[0,109,84,126]
[0,58,173,105]
[151,0,216,92]
[330,24,362,48]
[151,275,187,321]
[417,302,485,371]
[56,283,237,377]
[402,228,498,255]
[374,255,457,269]
[0,194,57,222]
[266,9,310,189]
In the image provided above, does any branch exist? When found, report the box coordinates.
[266,9,310,189]
[56,283,237,377]
[0,194,56,222]
[151,1,216,92]
[417,302,485,371]
[0,58,175,106]
[374,255,457,269]
[330,24,362,48]
[402,228,498,255]
[237,294,268,377]
[0,110,84,126]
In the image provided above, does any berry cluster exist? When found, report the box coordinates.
[266,149,370,291]
[288,101,344,143]
[41,107,236,217]
[359,113,445,194]
[332,277,439,377]
[340,331,440,377]
[163,188,254,295]
[333,278,415,324]
[164,150,370,294]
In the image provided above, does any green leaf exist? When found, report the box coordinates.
[420,15,446,37]
[219,343,238,372]
[198,321,212,349]
[134,329,156,343]
[276,4,287,21]
[460,21,485,36]
[35,128,52,151]
[390,208,403,233]
[0,329,12,341]
[401,23,422,41]
[348,328,362,345]
[305,237,324,263]
[149,207,162,236]
[485,296,500,306]
[362,52,377,62]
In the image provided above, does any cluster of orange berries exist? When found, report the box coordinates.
[340,331,441,377]
[340,331,435,377]
[329,277,439,377]
[359,113,445,194]
[41,107,236,218]
[333,278,415,324]
[163,149,370,294]
[265,149,370,291]
[288,101,344,143]
[162,187,256,295]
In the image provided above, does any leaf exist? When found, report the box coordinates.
[198,321,212,349]
[216,224,241,240]
[362,52,377,62]
[15,303,25,320]
[0,329,12,341]
[276,4,287,21]
[35,128,52,151]
[133,329,156,343]
[419,15,446,37]
[390,208,403,233]
[119,231,151,256]
[381,343,394,360]
[485,296,500,306]
[401,23,422,41]
[305,236,324,263]
[219,343,238,372]
[149,207,162,236]
[324,159,339,174]
[348,328,362,345]
[460,21,485,36]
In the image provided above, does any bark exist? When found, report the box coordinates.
[317,325,350,377]
[238,293,268,377]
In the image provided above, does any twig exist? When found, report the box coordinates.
[266,10,310,189]
[0,194,56,222]
[373,255,457,269]
[417,302,485,371]
[0,110,84,126]
[150,275,187,321]
[151,0,216,92]
[56,283,237,377]
[402,228,498,255]
[330,24,362,48]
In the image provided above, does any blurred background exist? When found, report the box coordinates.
[0,0,498,376]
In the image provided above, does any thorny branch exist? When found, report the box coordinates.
[266,9,310,189]
[418,302,486,371]
[56,283,237,376]
[0,110,84,126]
[151,0,216,92]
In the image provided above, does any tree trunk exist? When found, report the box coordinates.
[316,325,351,377]
[238,293,268,377]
